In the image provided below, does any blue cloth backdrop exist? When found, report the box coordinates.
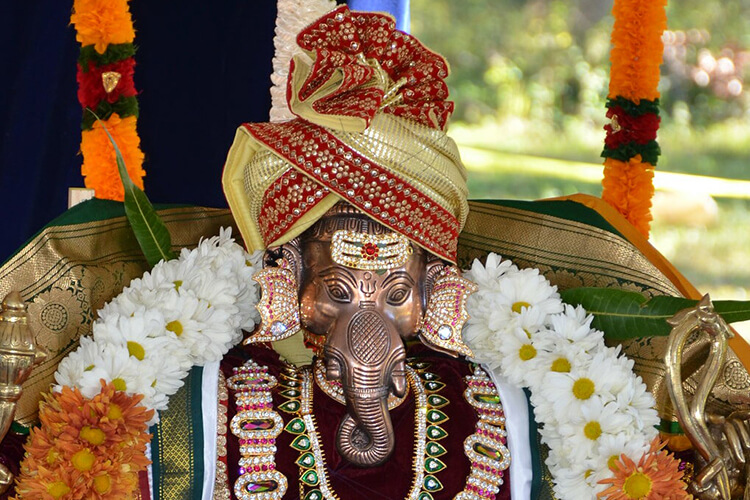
[0,0,407,262]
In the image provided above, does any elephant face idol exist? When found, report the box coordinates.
[251,203,475,468]
[296,207,433,467]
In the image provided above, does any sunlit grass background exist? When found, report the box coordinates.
[411,0,750,338]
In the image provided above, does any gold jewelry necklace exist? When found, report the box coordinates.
[281,362,448,500]
[276,361,510,500]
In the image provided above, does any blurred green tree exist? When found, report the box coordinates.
[411,0,750,127]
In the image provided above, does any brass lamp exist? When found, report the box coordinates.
[0,291,46,494]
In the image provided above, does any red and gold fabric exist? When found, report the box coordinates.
[223,6,468,263]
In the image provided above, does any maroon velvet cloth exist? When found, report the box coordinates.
[222,344,511,500]
[0,430,28,499]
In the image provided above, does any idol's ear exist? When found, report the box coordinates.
[263,237,302,284]
[245,239,303,345]
[423,256,446,308]
[419,265,477,358]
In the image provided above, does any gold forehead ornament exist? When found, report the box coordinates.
[330,230,413,270]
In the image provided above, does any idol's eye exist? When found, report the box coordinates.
[323,279,353,303]
[386,285,411,306]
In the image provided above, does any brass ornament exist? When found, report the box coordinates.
[0,291,46,494]
[330,229,412,270]
[666,295,749,500]
[101,71,122,94]
[420,266,477,358]
[247,261,301,345]
[610,114,622,133]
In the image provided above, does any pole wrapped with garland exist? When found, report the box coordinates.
[601,0,667,238]
[71,0,145,201]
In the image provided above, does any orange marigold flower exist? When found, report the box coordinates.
[12,465,87,500]
[601,156,655,237]
[13,382,153,499]
[598,437,690,499]
[608,0,668,101]
[81,113,146,201]
[70,0,136,54]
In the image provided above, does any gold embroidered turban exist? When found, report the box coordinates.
[223,5,468,262]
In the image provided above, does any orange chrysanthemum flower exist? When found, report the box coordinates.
[13,382,153,500]
[81,113,146,201]
[601,155,655,237]
[598,437,691,499]
[70,0,136,54]
[608,0,668,101]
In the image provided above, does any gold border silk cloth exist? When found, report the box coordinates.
[3,195,750,499]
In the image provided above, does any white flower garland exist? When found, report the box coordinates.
[269,0,337,122]
[51,236,660,497]
[462,253,660,499]
[55,228,262,425]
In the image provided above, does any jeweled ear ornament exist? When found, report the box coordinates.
[420,266,477,358]
[246,259,301,344]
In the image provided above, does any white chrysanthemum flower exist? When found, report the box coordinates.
[58,339,158,406]
[594,432,651,480]
[559,397,636,463]
[485,267,563,332]
[497,326,544,386]
[545,304,605,354]
[526,334,591,389]
[549,458,598,500]
[539,354,624,416]
[615,375,660,434]
[55,336,109,397]
[462,253,518,292]
[157,292,239,365]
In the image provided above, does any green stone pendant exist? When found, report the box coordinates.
[285,418,306,434]
[300,469,320,486]
[426,425,447,440]
[426,441,447,457]
[296,451,316,468]
[279,400,301,413]
[291,434,311,451]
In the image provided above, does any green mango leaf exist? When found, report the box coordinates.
[89,110,176,267]
[559,288,750,341]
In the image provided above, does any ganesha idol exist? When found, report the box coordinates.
[218,7,526,499]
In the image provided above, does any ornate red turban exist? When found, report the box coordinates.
[223,5,468,263]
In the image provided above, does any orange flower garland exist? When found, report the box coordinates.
[12,382,153,500]
[602,155,655,236]
[601,0,668,237]
[71,0,145,202]
[69,0,135,55]
[81,113,145,201]
[598,437,691,499]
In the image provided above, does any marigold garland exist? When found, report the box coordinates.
[81,113,145,201]
[71,0,145,202]
[601,0,667,237]
[70,0,135,55]
[12,382,153,500]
